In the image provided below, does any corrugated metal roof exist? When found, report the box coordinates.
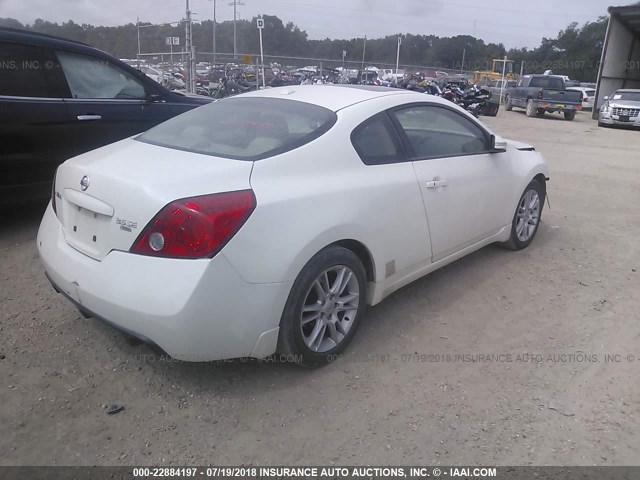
[608,5,640,35]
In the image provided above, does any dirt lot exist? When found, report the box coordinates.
[2,109,640,466]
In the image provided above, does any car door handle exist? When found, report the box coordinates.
[426,179,447,189]
[77,115,102,121]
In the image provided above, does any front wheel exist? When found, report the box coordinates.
[500,179,545,251]
[505,95,513,111]
[277,246,367,366]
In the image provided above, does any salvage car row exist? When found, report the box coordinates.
[1,27,638,367]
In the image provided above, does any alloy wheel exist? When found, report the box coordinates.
[516,189,540,242]
[300,265,360,353]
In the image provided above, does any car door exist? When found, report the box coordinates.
[512,77,528,107]
[349,111,433,280]
[390,104,514,262]
[53,49,165,158]
[0,41,72,202]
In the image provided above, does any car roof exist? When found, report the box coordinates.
[239,84,424,112]
[0,26,131,67]
[0,26,92,48]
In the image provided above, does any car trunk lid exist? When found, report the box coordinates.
[53,138,253,261]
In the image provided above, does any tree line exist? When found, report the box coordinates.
[1,14,608,81]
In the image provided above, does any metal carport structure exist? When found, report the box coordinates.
[593,4,640,118]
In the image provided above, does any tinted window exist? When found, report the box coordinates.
[529,76,564,90]
[351,113,405,165]
[137,97,337,161]
[393,105,489,159]
[0,43,49,97]
[56,50,146,99]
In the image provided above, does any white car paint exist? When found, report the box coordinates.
[567,86,596,110]
[140,66,166,86]
[37,85,549,361]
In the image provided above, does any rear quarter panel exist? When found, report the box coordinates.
[222,94,433,289]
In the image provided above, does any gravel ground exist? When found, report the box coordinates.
[1,109,640,466]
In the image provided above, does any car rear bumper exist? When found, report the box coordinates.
[533,100,580,112]
[37,202,291,361]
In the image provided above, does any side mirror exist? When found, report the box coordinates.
[490,134,507,152]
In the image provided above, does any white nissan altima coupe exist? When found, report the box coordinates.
[38,85,549,366]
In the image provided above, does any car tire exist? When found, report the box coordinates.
[536,109,546,117]
[525,99,536,117]
[500,179,545,251]
[598,121,607,128]
[564,111,576,121]
[277,246,367,367]
[505,95,513,111]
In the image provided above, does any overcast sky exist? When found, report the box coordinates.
[0,0,630,48]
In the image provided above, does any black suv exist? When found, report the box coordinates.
[0,28,211,204]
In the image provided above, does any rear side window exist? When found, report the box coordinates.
[351,113,405,165]
[137,97,337,161]
[0,43,49,97]
[529,77,564,90]
[55,50,146,99]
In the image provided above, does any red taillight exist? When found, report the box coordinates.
[131,190,256,259]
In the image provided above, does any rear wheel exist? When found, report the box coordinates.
[505,95,513,111]
[525,99,536,117]
[500,179,545,251]
[277,246,367,367]
[564,111,576,121]
[536,109,546,117]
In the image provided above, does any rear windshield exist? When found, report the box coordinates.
[137,97,337,160]
[529,77,564,90]
[613,91,640,102]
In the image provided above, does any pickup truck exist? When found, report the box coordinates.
[504,74,583,120]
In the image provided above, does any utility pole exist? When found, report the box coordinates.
[185,0,195,93]
[461,48,466,74]
[136,17,140,69]
[499,55,508,104]
[395,36,401,86]
[361,35,367,71]
[229,0,245,60]
[209,0,217,65]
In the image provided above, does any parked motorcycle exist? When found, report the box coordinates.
[210,73,255,99]
[460,85,492,117]
[441,83,495,117]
